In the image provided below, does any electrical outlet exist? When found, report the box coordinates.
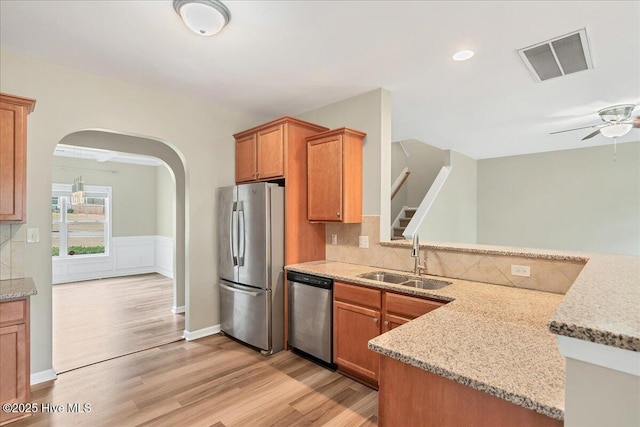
[27,228,40,243]
[331,234,338,245]
[358,236,369,248]
[511,264,531,277]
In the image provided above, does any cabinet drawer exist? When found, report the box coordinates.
[385,292,443,319]
[334,282,381,309]
[0,299,26,325]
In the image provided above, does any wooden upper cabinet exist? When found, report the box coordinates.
[307,128,365,223]
[233,117,327,185]
[235,134,257,183]
[0,93,36,223]
[256,124,285,180]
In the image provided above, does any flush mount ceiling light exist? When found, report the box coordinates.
[173,0,231,36]
[452,50,474,61]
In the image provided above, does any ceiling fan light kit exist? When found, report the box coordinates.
[551,103,639,141]
[173,0,231,36]
[600,123,633,139]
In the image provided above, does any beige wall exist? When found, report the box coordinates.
[565,358,640,427]
[298,88,392,238]
[477,141,640,255]
[418,150,478,243]
[0,49,261,376]
[156,164,174,238]
[52,156,159,237]
[403,139,447,207]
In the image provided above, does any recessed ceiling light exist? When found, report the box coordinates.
[453,50,474,61]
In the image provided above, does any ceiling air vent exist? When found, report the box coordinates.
[517,28,593,82]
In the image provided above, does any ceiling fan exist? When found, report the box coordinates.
[550,104,640,140]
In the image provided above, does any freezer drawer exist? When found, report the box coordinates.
[220,280,270,352]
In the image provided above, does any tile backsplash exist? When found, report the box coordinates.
[325,215,585,294]
[0,224,26,280]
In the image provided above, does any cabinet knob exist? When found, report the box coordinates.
[337,212,341,217]
[384,320,389,326]
[373,318,378,323]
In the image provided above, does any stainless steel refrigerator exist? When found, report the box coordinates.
[218,182,285,354]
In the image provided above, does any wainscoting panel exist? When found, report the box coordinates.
[53,235,174,284]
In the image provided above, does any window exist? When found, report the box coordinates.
[52,184,111,258]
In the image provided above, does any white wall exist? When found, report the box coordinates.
[417,150,477,243]
[0,49,261,378]
[477,141,640,255]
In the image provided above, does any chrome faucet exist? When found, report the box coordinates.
[411,234,427,276]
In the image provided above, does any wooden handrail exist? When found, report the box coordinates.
[391,171,410,200]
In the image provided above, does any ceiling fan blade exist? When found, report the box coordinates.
[582,129,601,140]
[550,123,602,135]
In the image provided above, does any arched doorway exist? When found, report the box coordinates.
[52,129,188,370]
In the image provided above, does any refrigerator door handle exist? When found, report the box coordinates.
[238,205,246,266]
[231,203,239,266]
[220,282,261,297]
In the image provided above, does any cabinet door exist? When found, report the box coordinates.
[334,300,380,384]
[235,134,257,183]
[0,323,27,405]
[308,135,343,221]
[383,313,411,332]
[256,124,284,180]
[0,102,26,222]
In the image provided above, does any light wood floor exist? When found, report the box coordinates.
[53,273,185,373]
[16,335,378,426]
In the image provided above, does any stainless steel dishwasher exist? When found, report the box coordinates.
[287,271,334,367]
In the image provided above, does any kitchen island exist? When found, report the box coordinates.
[287,243,640,426]
[286,260,565,422]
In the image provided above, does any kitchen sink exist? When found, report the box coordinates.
[358,271,409,284]
[358,272,452,290]
[400,278,451,290]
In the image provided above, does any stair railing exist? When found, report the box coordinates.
[391,167,410,200]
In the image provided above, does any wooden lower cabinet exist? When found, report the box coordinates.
[383,291,444,332]
[333,282,381,387]
[333,281,445,389]
[0,298,31,426]
[379,356,563,427]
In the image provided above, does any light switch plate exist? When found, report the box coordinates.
[27,228,40,243]
[331,234,338,245]
[358,236,369,248]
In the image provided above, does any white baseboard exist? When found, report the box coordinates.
[171,305,185,314]
[31,369,58,385]
[183,324,220,341]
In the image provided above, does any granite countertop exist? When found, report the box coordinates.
[548,254,640,351]
[0,277,37,300]
[381,240,640,352]
[286,260,566,420]
[381,239,589,262]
